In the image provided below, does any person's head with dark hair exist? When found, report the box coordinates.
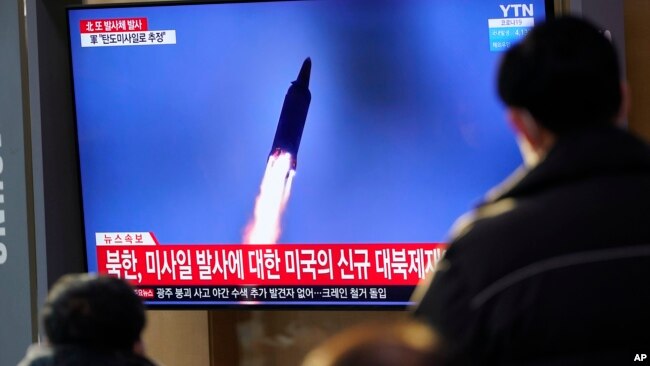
[42,274,146,351]
[497,16,627,165]
[301,321,447,366]
[18,274,156,366]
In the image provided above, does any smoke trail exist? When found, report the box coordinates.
[243,152,295,244]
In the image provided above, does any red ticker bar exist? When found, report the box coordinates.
[96,243,447,286]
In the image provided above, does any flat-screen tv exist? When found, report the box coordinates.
[67,0,550,308]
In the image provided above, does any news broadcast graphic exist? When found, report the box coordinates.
[67,0,548,307]
[97,233,446,305]
[488,4,537,51]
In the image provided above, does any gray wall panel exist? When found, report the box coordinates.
[0,0,37,364]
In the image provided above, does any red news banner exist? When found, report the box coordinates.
[95,233,447,287]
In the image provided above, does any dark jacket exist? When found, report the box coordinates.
[17,344,158,366]
[414,126,650,365]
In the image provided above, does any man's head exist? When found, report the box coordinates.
[497,16,626,163]
[42,274,145,352]
[301,321,446,366]
[498,16,623,132]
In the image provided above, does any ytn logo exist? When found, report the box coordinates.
[635,354,647,362]
[500,4,534,17]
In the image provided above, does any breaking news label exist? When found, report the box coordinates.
[79,18,176,47]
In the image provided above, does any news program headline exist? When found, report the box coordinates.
[95,234,447,287]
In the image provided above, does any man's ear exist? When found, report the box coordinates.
[133,339,145,355]
[506,108,556,167]
[506,108,543,149]
[616,81,630,127]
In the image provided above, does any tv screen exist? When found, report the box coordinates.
[67,0,549,308]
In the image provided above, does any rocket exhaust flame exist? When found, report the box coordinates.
[243,152,295,244]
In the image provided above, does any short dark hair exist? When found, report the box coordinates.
[497,16,622,133]
[42,274,145,351]
[301,321,447,366]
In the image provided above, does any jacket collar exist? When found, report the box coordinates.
[484,125,650,204]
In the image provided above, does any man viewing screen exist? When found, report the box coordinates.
[413,16,650,366]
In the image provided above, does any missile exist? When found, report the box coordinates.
[269,57,312,170]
